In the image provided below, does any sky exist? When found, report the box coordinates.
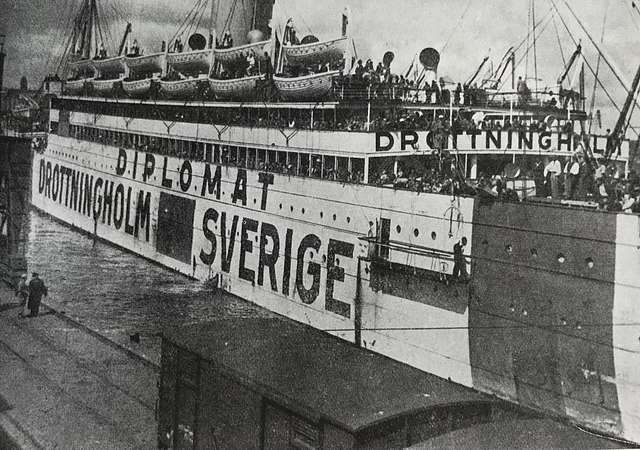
[1,0,640,130]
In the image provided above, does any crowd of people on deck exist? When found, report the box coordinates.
[533,155,640,212]
[67,120,639,211]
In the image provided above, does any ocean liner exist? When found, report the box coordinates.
[31,0,640,444]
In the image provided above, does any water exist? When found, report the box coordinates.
[24,210,272,364]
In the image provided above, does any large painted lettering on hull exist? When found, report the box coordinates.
[36,158,152,242]
[199,207,355,319]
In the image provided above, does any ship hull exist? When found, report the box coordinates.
[34,123,640,444]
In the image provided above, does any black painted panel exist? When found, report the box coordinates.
[369,260,469,314]
[469,200,620,427]
[156,192,195,265]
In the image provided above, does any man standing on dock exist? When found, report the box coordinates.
[27,272,48,317]
[15,274,29,316]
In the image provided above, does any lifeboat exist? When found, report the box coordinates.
[166,49,212,74]
[158,77,204,98]
[65,78,93,95]
[274,70,339,101]
[208,74,264,100]
[124,52,164,74]
[214,40,270,67]
[282,36,347,67]
[91,77,123,96]
[69,58,96,76]
[122,77,155,97]
[92,55,125,77]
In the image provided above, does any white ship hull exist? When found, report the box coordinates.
[35,106,640,444]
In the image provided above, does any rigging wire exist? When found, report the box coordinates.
[588,0,610,134]
[525,0,532,80]
[550,0,640,138]
[532,0,539,96]
[496,12,554,92]
[552,15,566,66]
[440,0,473,55]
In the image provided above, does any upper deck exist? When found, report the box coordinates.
[50,94,632,160]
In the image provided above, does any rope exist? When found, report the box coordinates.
[552,0,640,139]
[588,0,609,134]
[440,0,473,55]
[552,15,566,66]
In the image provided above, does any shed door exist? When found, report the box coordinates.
[263,402,320,450]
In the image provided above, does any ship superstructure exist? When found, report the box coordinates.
[30,0,640,445]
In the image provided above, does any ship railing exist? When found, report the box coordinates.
[358,236,456,263]
[332,79,580,115]
[358,235,470,281]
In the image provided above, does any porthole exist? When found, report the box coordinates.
[432,232,437,240]
[302,208,305,215]
[320,211,324,218]
[585,257,594,269]
[557,253,566,264]
[505,244,513,255]
[336,258,341,266]
[290,205,294,212]
[396,225,402,233]
[346,217,351,223]
[253,198,257,204]
[414,229,420,237]
[279,203,282,209]
[332,214,337,221]
[530,248,538,258]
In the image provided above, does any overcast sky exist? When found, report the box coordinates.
[1,0,639,129]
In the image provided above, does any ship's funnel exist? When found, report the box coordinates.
[188,33,207,50]
[383,51,395,68]
[300,35,319,45]
[419,48,440,72]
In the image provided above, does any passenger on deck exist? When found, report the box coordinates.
[97,42,107,59]
[130,39,140,57]
[221,32,233,49]
[173,38,183,53]
[563,155,580,199]
[544,157,562,199]
[246,53,256,76]
[453,237,468,281]
[517,76,530,104]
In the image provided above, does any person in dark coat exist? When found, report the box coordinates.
[453,237,468,280]
[27,272,48,317]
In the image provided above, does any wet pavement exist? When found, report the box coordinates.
[24,209,273,365]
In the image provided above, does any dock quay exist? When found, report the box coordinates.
[0,276,628,449]
[0,283,158,449]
